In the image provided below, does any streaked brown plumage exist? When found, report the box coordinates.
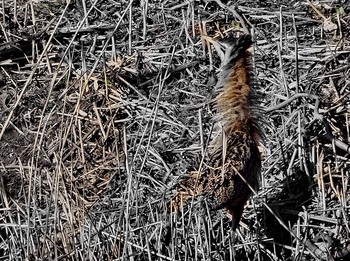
[169,34,262,231]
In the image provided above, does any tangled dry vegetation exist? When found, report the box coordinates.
[0,0,349,260]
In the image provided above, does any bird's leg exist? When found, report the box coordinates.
[230,204,244,231]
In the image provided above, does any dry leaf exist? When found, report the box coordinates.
[323,18,337,32]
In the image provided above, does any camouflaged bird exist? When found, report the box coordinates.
[169,34,262,231]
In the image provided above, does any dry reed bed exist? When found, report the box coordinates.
[0,0,349,260]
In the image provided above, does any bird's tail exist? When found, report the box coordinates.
[168,170,203,213]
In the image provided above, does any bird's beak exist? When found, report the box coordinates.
[201,35,225,63]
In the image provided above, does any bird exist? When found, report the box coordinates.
[168,34,262,231]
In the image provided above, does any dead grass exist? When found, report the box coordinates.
[0,0,349,260]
